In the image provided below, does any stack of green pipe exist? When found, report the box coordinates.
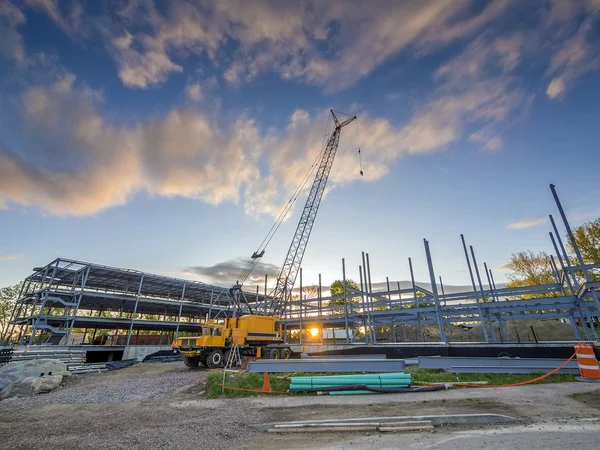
[290,372,412,392]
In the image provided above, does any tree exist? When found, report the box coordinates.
[328,279,360,309]
[570,218,600,281]
[504,251,559,299]
[1,283,22,342]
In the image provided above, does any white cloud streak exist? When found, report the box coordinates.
[508,215,546,229]
[0,0,26,61]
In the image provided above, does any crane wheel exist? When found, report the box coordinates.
[280,348,292,360]
[206,350,224,368]
[268,348,280,359]
[183,356,200,369]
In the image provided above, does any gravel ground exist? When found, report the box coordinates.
[2,361,600,449]
[0,361,267,450]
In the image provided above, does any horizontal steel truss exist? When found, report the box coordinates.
[281,185,600,345]
[3,258,264,346]
[281,280,600,341]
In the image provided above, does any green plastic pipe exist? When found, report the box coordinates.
[291,374,411,384]
[329,390,375,395]
[290,384,410,390]
[291,372,409,381]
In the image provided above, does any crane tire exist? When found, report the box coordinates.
[206,350,224,368]
[280,348,292,360]
[268,348,280,359]
[183,356,200,369]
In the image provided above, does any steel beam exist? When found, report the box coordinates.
[248,358,406,373]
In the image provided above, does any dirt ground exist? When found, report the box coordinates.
[1,362,600,450]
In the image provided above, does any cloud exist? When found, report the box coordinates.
[184,259,281,287]
[0,0,26,61]
[0,65,532,218]
[185,83,202,102]
[23,0,85,38]
[508,215,546,229]
[0,255,16,261]
[0,74,261,215]
[544,4,600,100]
[546,77,566,99]
[76,0,512,91]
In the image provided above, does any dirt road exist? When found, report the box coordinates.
[1,362,599,449]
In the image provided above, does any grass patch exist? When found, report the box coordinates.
[206,371,290,399]
[205,368,576,399]
[409,367,576,385]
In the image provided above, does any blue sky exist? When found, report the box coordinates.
[1,0,600,290]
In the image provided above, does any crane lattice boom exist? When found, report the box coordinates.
[263,110,356,315]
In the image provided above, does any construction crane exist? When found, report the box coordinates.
[262,110,356,315]
[173,110,358,368]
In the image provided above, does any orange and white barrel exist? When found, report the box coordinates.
[574,344,600,379]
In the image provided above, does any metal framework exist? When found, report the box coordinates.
[2,259,266,346]
[3,185,599,348]
[279,184,600,344]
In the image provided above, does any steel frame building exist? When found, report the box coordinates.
[2,259,268,346]
[3,185,599,347]
[280,184,600,344]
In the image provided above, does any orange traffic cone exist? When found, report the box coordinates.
[262,371,271,392]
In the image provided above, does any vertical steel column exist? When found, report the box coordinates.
[485,263,509,343]
[299,268,303,345]
[461,234,489,342]
[174,281,186,341]
[551,220,597,339]
[65,264,91,346]
[470,246,497,342]
[550,231,591,339]
[208,289,214,321]
[439,276,446,306]
[318,274,323,316]
[126,274,145,346]
[361,253,372,342]
[550,216,580,291]
[551,184,600,313]
[409,258,424,342]
[386,277,392,310]
[423,239,446,342]
[359,265,368,343]
[342,258,350,344]
[439,276,452,341]
[29,261,59,345]
[366,253,377,343]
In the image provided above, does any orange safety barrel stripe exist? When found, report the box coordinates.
[574,344,600,379]
[575,346,596,356]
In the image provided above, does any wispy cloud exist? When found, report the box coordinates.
[0,255,16,261]
[0,0,26,61]
[508,215,546,229]
[567,209,600,222]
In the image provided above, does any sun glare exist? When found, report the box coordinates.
[310,328,319,337]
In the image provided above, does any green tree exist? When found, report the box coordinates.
[505,251,558,298]
[328,279,359,309]
[569,218,600,281]
[1,283,22,342]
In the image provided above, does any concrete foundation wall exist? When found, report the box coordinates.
[122,346,172,361]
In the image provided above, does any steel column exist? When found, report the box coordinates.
[423,239,446,342]
[126,274,145,346]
